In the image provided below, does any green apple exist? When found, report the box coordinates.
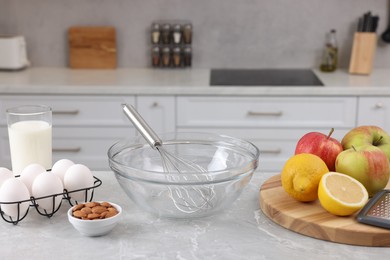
[341,125,390,162]
[335,145,390,196]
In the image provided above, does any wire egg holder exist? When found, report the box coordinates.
[0,176,102,225]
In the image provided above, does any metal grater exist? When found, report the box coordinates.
[357,189,390,229]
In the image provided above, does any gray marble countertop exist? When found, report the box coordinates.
[1,171,387,260]
[1,67,390,96]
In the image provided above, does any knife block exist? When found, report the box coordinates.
[349,33,377,75]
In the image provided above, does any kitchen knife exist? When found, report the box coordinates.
[357,17,364,32]
[362,11,372,32]
[371,16,379,32]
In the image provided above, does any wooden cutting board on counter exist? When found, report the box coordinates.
[68,26,117,69]
[259,174,390,247]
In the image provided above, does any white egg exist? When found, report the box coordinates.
[0,178,30,219]
[19,163,46,194]
[32,172,64,212]
[51,159,74,184]
[0,167,14,188]
[64,164,94,202]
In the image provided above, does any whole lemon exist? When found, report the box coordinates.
[281,153,329,202]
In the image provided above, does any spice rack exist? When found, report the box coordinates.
[0,175,102,225]
[150,20,192,68]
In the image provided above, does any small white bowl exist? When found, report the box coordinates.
[67,202,122,237]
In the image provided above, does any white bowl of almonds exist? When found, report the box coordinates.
[67,201,122,237]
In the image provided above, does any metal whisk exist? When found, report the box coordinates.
[122,104,216,213]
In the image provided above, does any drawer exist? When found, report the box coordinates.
[137,96,176,134]
[0,95,135,127]
[0,126,133,171]
[358,97,390,132]
[176,127,349,172]
[52,127,134,170]
[177,96,357,128]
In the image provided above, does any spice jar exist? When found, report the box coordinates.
[151,46,161,67]
[151,23,161,44]
[183,47,192,67]
[162,47,171,67]
[173,47,182,67]
[161,24,171,44]
[172,24,182,44]
[183,24,192,44]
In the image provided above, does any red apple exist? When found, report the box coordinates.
[295,128,343,171]
[335,145,390,196]
[341,125,390,162]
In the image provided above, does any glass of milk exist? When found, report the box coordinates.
[6,105,52,175]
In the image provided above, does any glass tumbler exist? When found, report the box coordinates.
[6,105,52,175]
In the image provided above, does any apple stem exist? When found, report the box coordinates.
[351,145,357,151]
[327,128,335,139]
[374,136,383,146]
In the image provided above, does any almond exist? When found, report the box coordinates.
[73,210,87,219]
[72,204,84,212]
[92,206,107,214]
[72,202,119,220]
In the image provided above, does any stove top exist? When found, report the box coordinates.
[210,69,323,86]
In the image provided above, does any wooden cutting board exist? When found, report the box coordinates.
[68,26,117,69]
[259,174,390,247]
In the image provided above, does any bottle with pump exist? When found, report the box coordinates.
[320,29,338,72]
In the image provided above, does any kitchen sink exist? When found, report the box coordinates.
[210,69,323,86]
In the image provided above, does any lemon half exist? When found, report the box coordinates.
[318,172,369,216]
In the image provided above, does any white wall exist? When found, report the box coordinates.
[0,0,389,69]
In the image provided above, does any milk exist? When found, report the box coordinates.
[8,120,52,175]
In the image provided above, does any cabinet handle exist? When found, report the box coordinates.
[151,102,159,107]
[374,103,384,109]
[247,111,283,116]
[260,148,282,154]
[53,147,81,153]
[52,110,80,115]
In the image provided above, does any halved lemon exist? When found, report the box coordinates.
[318,172,369,216]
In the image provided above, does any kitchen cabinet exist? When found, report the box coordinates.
[357,97,390,132]
[177,96,356,128]
[0,94,359,173]
[2,67,390,172]
[0,95,135,170]
[177,96,357,172]
[136,96,176,134]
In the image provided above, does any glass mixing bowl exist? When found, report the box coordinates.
[107,132,260,218]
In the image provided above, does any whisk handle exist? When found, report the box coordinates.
[122,104,162,149]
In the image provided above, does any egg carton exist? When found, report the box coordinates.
[0,175,102,225]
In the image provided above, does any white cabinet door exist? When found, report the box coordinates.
[53,127,133,170]
[176,127,349,172]
[358,97,390,132]
[0,95,136,171]
[177,96,357,172]
[0,126,133,170]
[137,96,176,134]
